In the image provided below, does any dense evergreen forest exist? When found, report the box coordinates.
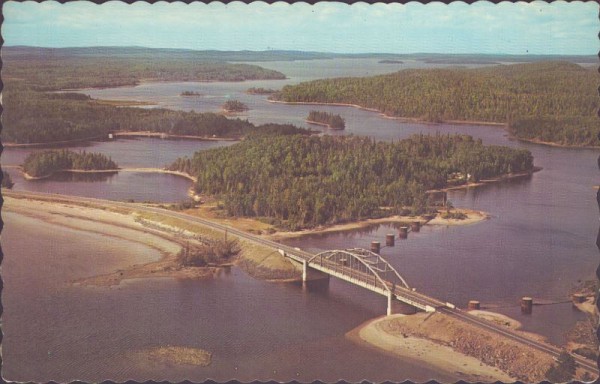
[3,83,309,144]
[2,85,258,143]
[307,111,345,129]
[277,62,599,147]
[169,134,534,230]
[23,150,118,178]
[1,46,290,144]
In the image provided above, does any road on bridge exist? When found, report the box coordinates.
[3,190,598,376]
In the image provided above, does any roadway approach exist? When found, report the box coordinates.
[3,190,598,376]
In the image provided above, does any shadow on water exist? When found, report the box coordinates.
[49,171,118,182]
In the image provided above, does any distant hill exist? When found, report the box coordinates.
[3,46,287,90]
[3,46,596,64]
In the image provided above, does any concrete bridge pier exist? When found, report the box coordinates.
[387,295,420,316]
[300,259,329,287]
[302,260,308,282]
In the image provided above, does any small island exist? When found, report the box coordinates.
[222,100,249,113]
[23,149,118,179]
[306,110,345,130]
[246,87,277,95]
[379,59,404,64]
[180,91,203,97]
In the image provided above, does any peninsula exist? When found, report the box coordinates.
[276,61,599,147]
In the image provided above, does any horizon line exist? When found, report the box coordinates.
[3,44,597,57]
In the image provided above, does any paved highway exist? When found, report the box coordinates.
[4,190,598,375]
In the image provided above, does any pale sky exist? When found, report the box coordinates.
[3,1,599,55]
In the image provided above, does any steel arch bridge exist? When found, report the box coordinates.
[281,247,441,314]
[308,248,410,294]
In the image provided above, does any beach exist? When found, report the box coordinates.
[349,311,558,382]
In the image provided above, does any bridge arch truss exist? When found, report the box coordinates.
[307,248,410,294]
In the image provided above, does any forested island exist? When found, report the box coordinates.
[306,110,345,129]
[169,133,534,230]
[246,87,277,95]
[23,150,118,179]
[180,91,202,96]
[222,100,249,113]
[276,61,599,147]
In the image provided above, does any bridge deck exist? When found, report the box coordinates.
[282,248,443,312]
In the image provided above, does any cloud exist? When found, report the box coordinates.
[2,0,597,54]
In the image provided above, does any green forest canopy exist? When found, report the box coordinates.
[169,134,534,230]
[23,150,118,178]
[277,61,599,147]
[307,110,345,129]
[2,46,291,144]
[2,84,313,144]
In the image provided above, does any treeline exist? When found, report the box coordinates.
[510,116,599,147]
[169,134,533,230]
[307,110,345,129]
[180,91,202,96]
[3,85,255,143]
[23,150,118,178]
[277,61,598,146]
[222,100,249,112]
[246,87,277,95]
[2,46,288,144]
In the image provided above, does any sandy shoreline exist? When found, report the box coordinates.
[20,167,197,183]
[113,131,238,142]
[268,208,489,240]
[3,196,222,286]
[349,310,563,382]
[3,131,237,148]
[349,314,515,382]
[4,193,299,283]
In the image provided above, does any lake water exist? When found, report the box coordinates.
[2,58,598,381]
